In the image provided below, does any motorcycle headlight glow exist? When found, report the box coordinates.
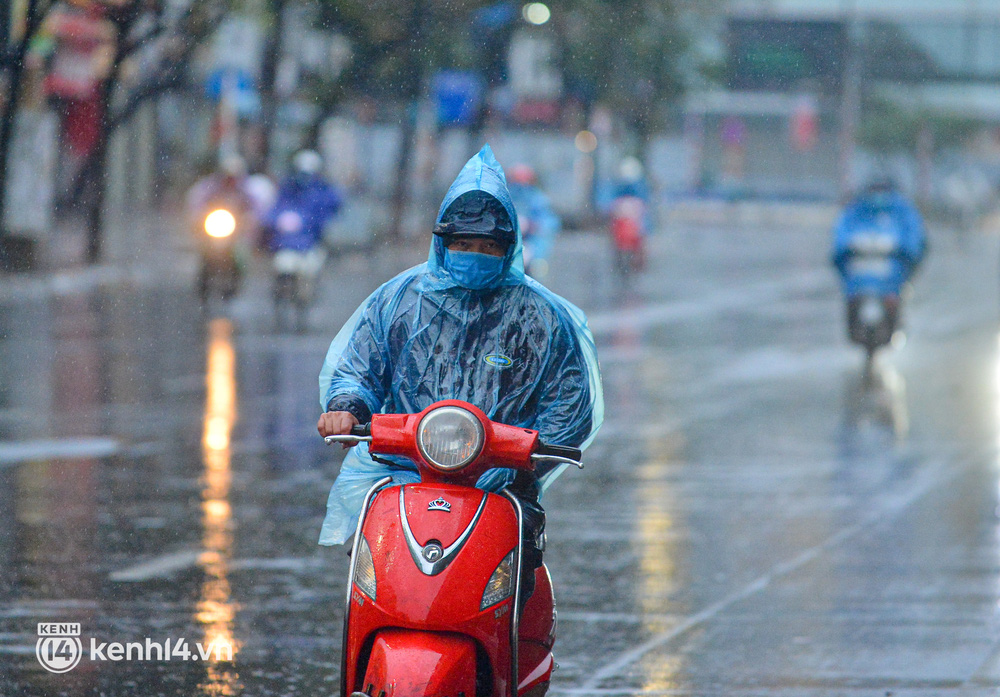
[416,406,484,471]
[354,536,377,601]
[481,549,516,610]
[859,297,885,324]
[205,209,236,238]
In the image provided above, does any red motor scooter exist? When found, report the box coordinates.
[325,399,583,697]
[609,195,646,276]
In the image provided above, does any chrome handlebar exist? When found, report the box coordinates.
[323,422,583,468]
[324,435,373,445]
[531,453,584,469]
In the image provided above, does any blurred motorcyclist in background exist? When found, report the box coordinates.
[245,167,278,230]
[832,177,927,360]
[607,156,650,275]
[612,156,650,202]
[262,150,343,330]
[508,164,561,279]
[185,154,258,229]
[832,178,927,293]
[185,154,259,302]
[262,150,342,254]
[942,169,991,236]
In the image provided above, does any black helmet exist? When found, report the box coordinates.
[433,191,514,248]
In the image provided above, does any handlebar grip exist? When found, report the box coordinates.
[351,423,371,437]
[535,442,582,461]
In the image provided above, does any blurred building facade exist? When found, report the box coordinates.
[680,0,1000,204]
[9,0,1000,264]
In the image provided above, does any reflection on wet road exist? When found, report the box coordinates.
[199,318,241,694]
[1,220,999,696]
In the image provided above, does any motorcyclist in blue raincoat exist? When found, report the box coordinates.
[832,178,926,298]
[508,164,561,279]
[316,145,603,596]
[261,150,342,254]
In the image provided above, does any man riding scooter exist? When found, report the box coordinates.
[262,150,343,330]
[832,177,927,362]
[317,145,603,696]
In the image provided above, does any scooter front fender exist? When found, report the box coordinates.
[360,628,477,697]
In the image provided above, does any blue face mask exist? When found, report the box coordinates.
[444,249,506,290]
[868,192,893,209]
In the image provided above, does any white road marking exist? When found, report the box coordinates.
[558,612,684,624]
[228,557,324,572]
[558,450,974,696]
[586,269,831,335]
[0,599,100,618]
[109,555,323,582]
[0,437,119,466]
[108,550,202,582]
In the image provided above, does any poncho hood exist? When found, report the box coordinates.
[427,144,526,287]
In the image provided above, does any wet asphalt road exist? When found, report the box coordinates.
[2,213,1000,696]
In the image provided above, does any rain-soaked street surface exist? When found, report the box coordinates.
[2,211,1000,696]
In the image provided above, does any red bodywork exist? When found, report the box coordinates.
[341,400,556,697]
[610,196,646,253]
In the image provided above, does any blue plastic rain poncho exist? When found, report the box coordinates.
[262,174,342,253]
[509,183,560,268]
[831,190,926,297]
[317,145,604,545]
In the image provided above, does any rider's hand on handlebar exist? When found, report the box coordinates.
[318,411,360,447]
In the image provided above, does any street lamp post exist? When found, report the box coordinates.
[838,0,862,199]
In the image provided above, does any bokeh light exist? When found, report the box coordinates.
[522,3,551,25]
[204,209,236,238]
[575,130,598,153]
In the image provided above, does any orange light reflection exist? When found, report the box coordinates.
[198,318,241,695]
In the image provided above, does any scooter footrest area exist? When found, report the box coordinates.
[362,629,477,697]
[517,644,554,695]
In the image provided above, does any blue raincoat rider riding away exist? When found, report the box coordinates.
[832,178,926,297]
[316,145,603,595]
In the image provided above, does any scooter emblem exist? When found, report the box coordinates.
[428,497,451,512]
[401,489,487,575]
[422,542,444,563]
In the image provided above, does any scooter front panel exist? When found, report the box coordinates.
[360,629,477,697]
[345,484,523,695]
[346,599,516,697]
[360,484,519,624]
[401,484,490,576]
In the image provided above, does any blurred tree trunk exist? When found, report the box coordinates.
[258,0,287,170]
[85,13,136,264]
[916,121,933,206]
[68,0,226,262]
[0,0,49,236]
[388,0,427,243]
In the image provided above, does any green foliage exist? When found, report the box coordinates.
[313,0,689,123]
[858,96,916,153]
[557,0,687,130]
[859,94,983,154]
[316,0,500,98]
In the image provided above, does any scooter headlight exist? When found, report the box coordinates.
[354,536,376,601]
[205,209,236,238]
[859,297,885,325]
[481,549,516,610]
[416,406,484,471]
